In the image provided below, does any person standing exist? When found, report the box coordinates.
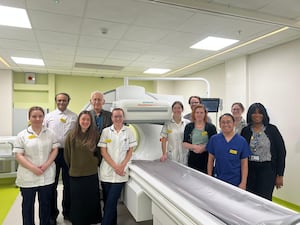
[13,106,59,225]
[183,104,217,173]
[98,108,137,225]
[160,101,189,165]
[183,96,202,121]
[90,91,112,135]
[231,102,247,134]
[241,103,286,200]
[64,110,102,225]
[207,113,251,189]
[44,93,77,223]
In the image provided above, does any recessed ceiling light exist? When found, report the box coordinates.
[190,36,239,51]
[144,68,171,74]
[11,57,45,66]
[0,5,31,28]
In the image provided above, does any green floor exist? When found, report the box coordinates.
[0,178,19,224]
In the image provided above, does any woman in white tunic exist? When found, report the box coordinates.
[160,101,189,165]
[13,106,59,225]
[98,108,137,225]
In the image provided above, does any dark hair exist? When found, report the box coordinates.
[55,93,71,102]
[28,106,44,119]
[219,113,235,123]
[188,96,202,104]
[191,104,208,122]
[231,102,245,112]
[246,103,270,126]
[112,107,125,117]
[172,101,184,111]
[69,110,98,152]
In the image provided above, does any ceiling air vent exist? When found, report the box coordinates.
[75,63,124,71]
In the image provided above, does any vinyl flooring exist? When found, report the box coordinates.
[2,183,153,225]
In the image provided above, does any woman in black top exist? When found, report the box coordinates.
[241,103,286,200]
[183,104,217,173]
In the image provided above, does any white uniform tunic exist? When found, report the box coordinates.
[13,126,60,187]
[160,118,189,165]
[98,125,137,183]
[44,108,77,148]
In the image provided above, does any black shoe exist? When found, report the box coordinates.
[50,219,57,225]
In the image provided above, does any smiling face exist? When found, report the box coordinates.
[251,109,264,125]
[231,103,244,118]
[112,109,124,127]
[55,94,69,112]
[79,113,92,132]
[219,114,234,134]
[172,102,183,117]
[193,106,206,122]
[90,92,104,113]
[29,108,45,128]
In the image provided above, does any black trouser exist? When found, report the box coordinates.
[247,161,276,201]
[50,148,70,219]
[21,184,53,225]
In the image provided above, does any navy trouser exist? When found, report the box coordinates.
[50,148,70,219]
[247,161,277,200]
[20,183,53,225]
[101,182,125,225]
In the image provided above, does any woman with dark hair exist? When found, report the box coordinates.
[207,113,251,189]
[241,103,286,200]
[160,101,189,165]
[64,110,102,225]
[183,104,217,173]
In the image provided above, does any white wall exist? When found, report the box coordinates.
[178,38,300,205]
[0,70,13,136]
[247,39,300,204]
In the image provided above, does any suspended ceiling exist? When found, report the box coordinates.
[0,0,300,77]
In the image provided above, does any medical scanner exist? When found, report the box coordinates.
[90,85,300,225]
[2,83,300,224]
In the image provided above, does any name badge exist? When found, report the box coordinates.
[250,155,260,161]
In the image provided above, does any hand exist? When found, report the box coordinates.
[160,154,167,162]
[114,164,126,176]
[275,176,284,189]
[193,144,206,153]
[31,165,44,176]
[238,182,246,190]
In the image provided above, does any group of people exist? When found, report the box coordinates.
[160,98,286,201]
[13,91,136,225]
[12,91,286,225]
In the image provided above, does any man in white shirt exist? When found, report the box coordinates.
[44,93,77,225]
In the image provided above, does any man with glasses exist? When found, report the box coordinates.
[44,93,77,225]
[184,95,212,123]
[184,96,202,121]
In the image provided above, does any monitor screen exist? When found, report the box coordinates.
[201,98,220,112]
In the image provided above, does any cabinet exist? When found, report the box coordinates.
[0,137,17,178]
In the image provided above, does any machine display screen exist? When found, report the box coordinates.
[201,98,220,112]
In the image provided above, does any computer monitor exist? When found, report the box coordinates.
[201,98,221,112]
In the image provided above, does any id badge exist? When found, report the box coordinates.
[250,155,260,161]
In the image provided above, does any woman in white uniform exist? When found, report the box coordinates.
[13,106,59,225]
[98,108,137,225]
[160,101,189,165]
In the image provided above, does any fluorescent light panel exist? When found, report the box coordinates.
[0,5,31,28]
[144,68,170,74]
[190,36,239,51]
[11,57,44,66]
